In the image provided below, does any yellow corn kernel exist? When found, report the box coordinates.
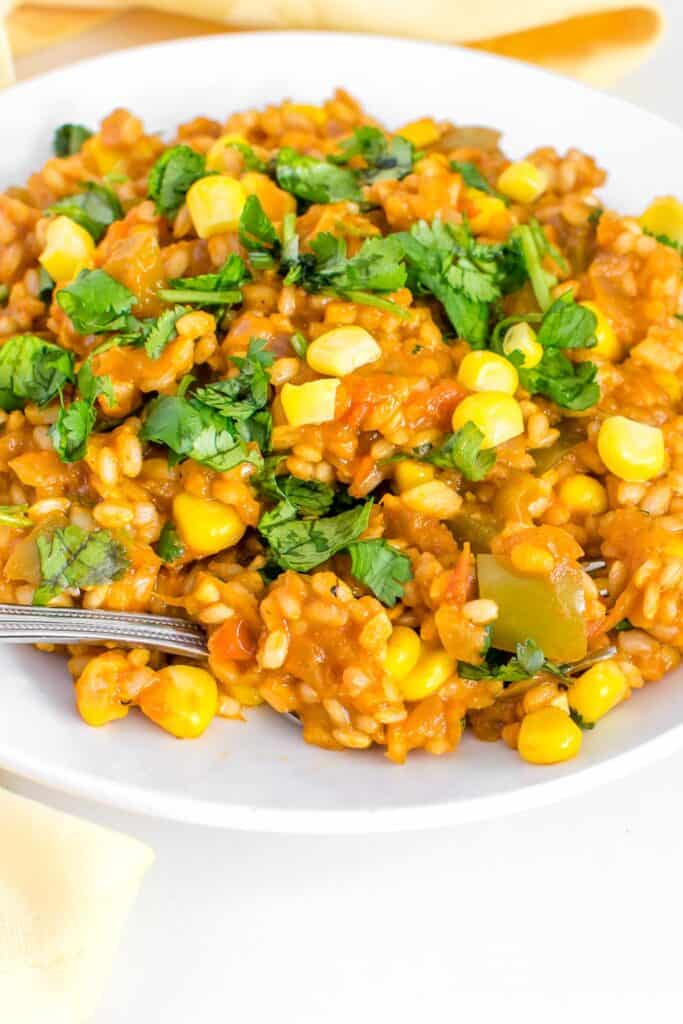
[558,473,608,515]
[306,326,381,378]
[401,480,461,519]
[457,350,518,395]
[139,665,218,739]
[502,322,544,369]
[569,660,628,727]
[452,393,524,449]
[83,136,125,176]
[398,647,455,701]
[281,379,339,426]
[241,171,297,222]
[639,196,683,245]
[597,415,665,483]
[283,103,327,126]
[396,117,440,148]
[39,215,95,283]
[580,301,620,359]
[186,174,246,238]
[229,683,264,707]
[464,187,508,234]
[205,133,249,171]
[173,493,246,557]
[509,542,555,575]
[497,160,548,204]
[517,706,582,765]
[75,652,130,727]
[394,460,435,493]
[384,626,422,680]
[653,369,682,403]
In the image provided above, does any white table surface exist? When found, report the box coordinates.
[7,5,683,1020]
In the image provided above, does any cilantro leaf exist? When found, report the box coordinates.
[239,195,279,261]
[332,127,415,184]
[0,334,74,411]
[643,230,683,254]
[451,161,507,203]
[156,521,185,563]
[458,639,565,682]
[512,222,565,311]
[0,505,31,529]
[192,337,273,447]
[143,305,189,359]
[34,525,129,605]
[157,253,249,307]
[221,140,267,172]
[536,292,597,350]
[258,458,335,516]
[285,232,406,295]
[276,148,362,204]
[347,538,412,606]
[140,394,260,472]
[48,183,123,242]
[56,269,137,334]
[53,124,92,157]
[259,501,372,572]
[420,422,496,481]
[148,145,206,217]
[51,400,96,463]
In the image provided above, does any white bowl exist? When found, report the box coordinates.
[1,32,682,833]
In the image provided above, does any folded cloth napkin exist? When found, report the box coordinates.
[0,786,154,1023]
[1,0,663,87]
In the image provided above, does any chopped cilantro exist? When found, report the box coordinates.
[48,183,123,242]
[290,331,308,358]
[614,618,634,632]
[643,229,683,254]
[519,293,599,411]
[332,126,415,184]
[148,145,206,217]
[158,253,249,307]
[0,334,74,411]
[50,360,114,463]
[459,639,566,682]
[239,195,279,264]
[223,141,267,172]
[0,505,31,529]
[56,270,137,335]
[156,521,185,563]
[258,500,372,572]
[258,457,335,517]
[143,305,189,360]
[451,161,507,203]
[276,148,362,205]
[417,422,496,481]
[193,337,273,446]
[347,538,412,606]
[284,232,406,296]
[536,291,597,350]
[34,525,129,606]
[53,124,92,158]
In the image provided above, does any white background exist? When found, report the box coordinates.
[6,3,683,1020]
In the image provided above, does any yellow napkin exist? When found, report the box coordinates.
[0,786,154,1023]
[1,1,663,88]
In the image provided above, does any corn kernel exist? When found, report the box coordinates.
[580,301,620,359]
[173,493,246,556]
[401,480,461,519]
[517,706,582,765]
[394,460,435,493]
[281,379,339,426]
[509,542,555,575]
[186,174,246,238]
[384,626,422,680]
[83,136,124,176]
[452,393,524,449]
[397,647,455,701]
[396,117,440,148]
[502,322,544,368]
[283,103,328,125]
[597,415,665,483]
[558,473,608,515]
[569,660,628,726]
[229,683,264,707]
[653,369,682,403]
[307,326,381,377]
[639,196,683,245]
[457,350,518,395]
[139,665,218,739]
[464,187,508,234]
[39,215,95,283]
[241,172,297,222]
[497,160,549,204]
[205,133,249,172]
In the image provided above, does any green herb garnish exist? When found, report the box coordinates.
[156,521,185,563]
[148,145,206,217]
[34,525,129,606]
[332,126,415,184]
[258,500,372,572]
[157,253,249,307]
[451,161,507,203]
[53,124,92,157]
[276,148,362,205]
[48,182,123,242]
[56,269,137,334]
[0,334,74,411]
[347,538,412,606]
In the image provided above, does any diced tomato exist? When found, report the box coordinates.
[209,616,257,663]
